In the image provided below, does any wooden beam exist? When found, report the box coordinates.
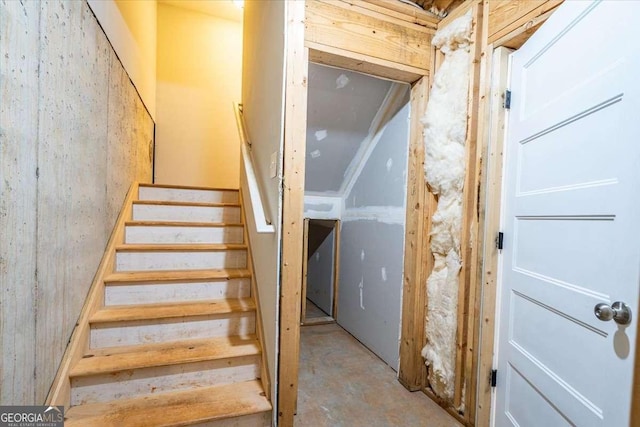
[308,44,426,83]
[399,76,429,391]
[305,0,432,73]
[277,1,308,425]
[332,220,341,318]
[361,0,440,28]
[300,219,310,324]
[488,0,562,45]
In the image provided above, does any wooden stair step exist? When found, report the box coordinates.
[125,220,244,228]
[65,380,270,427]
[133,200,240,208]
[139,183,239,193]
[116,243,246,252]
[89,298,255,324]
[70,335,260,377]
[104,269,251,284]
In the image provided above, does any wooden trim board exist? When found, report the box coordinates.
[45,182,139,408]
[300,219,310,324]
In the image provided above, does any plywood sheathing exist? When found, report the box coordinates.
[1,0,153,404]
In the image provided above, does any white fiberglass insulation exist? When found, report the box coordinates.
[420,10,473,402]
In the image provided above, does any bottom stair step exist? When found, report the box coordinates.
[65,380,271,427]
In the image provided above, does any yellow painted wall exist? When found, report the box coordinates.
[88,0,157,117]
[155,3,242,189]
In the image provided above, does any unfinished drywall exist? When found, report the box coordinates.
[87,0,157,117]
[338,99,410,370]
[306,223,335,316]
[155,3,242,189]
[305,64,392,193]
[241,0,285,404]
[0,0,153,404]
[420,11,472,403]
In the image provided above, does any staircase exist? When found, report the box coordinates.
[58,183,271,426]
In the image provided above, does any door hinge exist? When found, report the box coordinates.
[491,369,498,387]
[496,232,504,251]
[504,89,511,110]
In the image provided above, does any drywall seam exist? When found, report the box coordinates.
[339,83,409,197]
[420,10,473,403]
[341,206,406,225]
[304,194,342,219]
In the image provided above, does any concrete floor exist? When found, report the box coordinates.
[305,299,330,319]
[295,323,463,427]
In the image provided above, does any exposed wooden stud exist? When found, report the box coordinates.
[46,182,139,409]
[455,0,484,415]
[475,43,511,427]
[277,1,308,425]
[492,8,555,49]
[398,76,429,391]
[332,220,341,319]
[300,219,310,324]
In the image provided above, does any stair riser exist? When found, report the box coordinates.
[138,187,239,204]
[116,250,247,271]
[71,355,260,405]
[125,225,244,244]
[90,313,256,347]
[104,279,251,305]
[190,412,271,427]
[132,204,241,223]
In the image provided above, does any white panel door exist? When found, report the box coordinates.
[495,1,640,426]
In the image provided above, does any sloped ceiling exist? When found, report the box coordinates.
[305,63,392,193]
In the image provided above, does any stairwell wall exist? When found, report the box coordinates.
[241,0,287,406]
[0,0,153,404]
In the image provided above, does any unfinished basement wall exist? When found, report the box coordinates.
[0,0,153,404]
[155,3,242,189]
[306,224,335,315]
[338,96,410,369]
[241,0,286,403]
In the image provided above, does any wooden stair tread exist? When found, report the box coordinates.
[104,269,251,284]
[115,243,247,252]
[139,183,240,192]
[65,380,270,427]
[125,220,244,228]
[90,298,255,323]
[133,200,240,208]
[70,335,260,377]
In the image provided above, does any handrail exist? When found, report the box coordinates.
[233,102,275,233]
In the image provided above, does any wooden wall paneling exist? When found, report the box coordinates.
[278,1,308,425]
[305,0,432,75]
[475,44,511,427]
[0,0,40,405]
[488,0,562,45]
[399,76,429,391]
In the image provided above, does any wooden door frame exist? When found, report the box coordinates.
[300,218,340,325]
[278,2,435,426]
